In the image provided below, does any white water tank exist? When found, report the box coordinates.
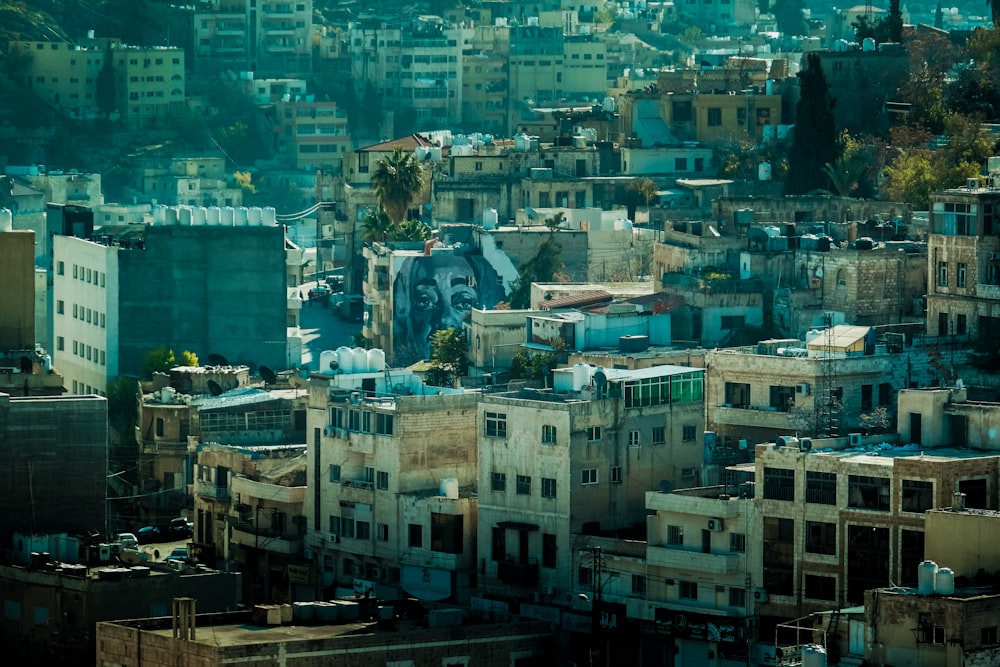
[320,350,339,373]
[758,162,772,181]
[429,146,443,161]
[352,347,368,372]
[440,478,459,499]
[262,207,277,226]
[515,134,531,152]
[483,208,499,230]
[247,207,263,226]
[336,346,354,374]
[0,208,11,232]
[367,348,385,372]
[862,37,876,52]
[233,207,249,226]
[221,206,235,226]
[935,567,955,595]
[801,644,828,667]
[572,363,590,391]
[206,207,221,226]
[918,560,939,595]
[603,96,616,113]
[178,206,192,225]
[192,206,207,226]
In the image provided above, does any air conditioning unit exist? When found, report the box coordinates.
[707,518,724,532]
[799,438,813,452]
[350,391,362,405]
[848,433,862,447]
[323,426,333,437]
[330,533,340,543]
[321,224,334,237]
[796,382,811,396]
[753,588,768,603]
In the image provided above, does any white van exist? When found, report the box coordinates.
[117,532,138,550]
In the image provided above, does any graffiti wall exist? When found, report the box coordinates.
[392,250,508,365]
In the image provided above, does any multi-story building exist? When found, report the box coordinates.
[133,157,243,207]
[925,168,1000,339]
[51,207,288,395]
[305,360,481,602]
[9,39,185,127]
[193,0,313,76]
[272,94,351,170]
[462,51,509,134]
[476,364,706,603]
[896,385,1000,452]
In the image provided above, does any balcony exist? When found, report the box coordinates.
[196,481,229,500]
[231,476,305,505]
[141,439,188,455]
[231,525,303,556]
[713,405,804,429]
[647,546,739,575]
[497,558,539,588]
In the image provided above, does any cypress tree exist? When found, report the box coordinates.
[786,53,840,195]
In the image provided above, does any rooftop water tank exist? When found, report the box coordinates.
[206,207,221,226]
[191,207,207,226]
[0,208,11,232]
[336,346,354,374]
[918,560,939,595]
[247,207,263,226]
[483,208,499,230]
[221,207,235,226]
[935,567,955,595]
[352,347,368,373]
[572,363,590,391]
[367,348,385,373]
[862,37,876,52]
[262,207,277,226]
[320,350,339,373]
[178,207,192,226]
[233,207,249,226]
[440,478,459,499]
[758,162,772,181]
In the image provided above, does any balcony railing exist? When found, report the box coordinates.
[497,558,539,587]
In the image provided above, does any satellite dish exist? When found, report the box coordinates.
[260,365,277,386]
[119,550,143,565]
[207,379,223,396]
[288,374,308,389]
[208,353,229,366]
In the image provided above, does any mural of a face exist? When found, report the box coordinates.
[393,253,505,364]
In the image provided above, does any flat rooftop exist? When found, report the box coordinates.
[147,620,373,647]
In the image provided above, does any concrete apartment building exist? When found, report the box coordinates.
[272,94,351,170]
[925,166,1000,340]
[305,360,481,603]
[193,0,313,76]
[97,608,552,667]
[476,364,706,604]
[8,39,185,127]
[51,207,288,395]
[133,156,243,208]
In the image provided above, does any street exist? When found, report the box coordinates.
[294,280,363,372]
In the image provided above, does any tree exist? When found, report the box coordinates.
[96,42,116,117]
[822,156,865,196]
[887,0,904,43]
[508,215,567,308]
[786,53,840,194]
[142,347,198,377]
[989,0,1000,28]
[361,207,393,244]
[622,178,658,221]
[372,147,424,227]
[389,218,433,242]
[773,0,807,36]
[426,328,468,387]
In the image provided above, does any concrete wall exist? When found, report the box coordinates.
[0,231,35,350]
[925,509,1000,578]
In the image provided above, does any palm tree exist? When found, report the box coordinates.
[371,147,424,227]
[361,207,393,244]
[390,218,433,242]
[821,157,865,197]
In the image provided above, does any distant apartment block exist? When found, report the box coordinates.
[193,0,313,76]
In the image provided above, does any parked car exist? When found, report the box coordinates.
[308,285,330,301]
[136,526,161,544]
[164,547,189,562]
[168,517,193,539]
[117,532,138,550]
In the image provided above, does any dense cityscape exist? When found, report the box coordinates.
[1,0,1000,665]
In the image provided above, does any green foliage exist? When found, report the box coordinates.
[594,3,617,25]
[508,221,566,309]
[212,121,265,167]
[772,0,807,36]
[362,207,393,244]
[680,26,704,45]
[179,350,199,367]
[508,338,566,382]
[96,43,116,117]
[426,328,468,387]
[786,53,840,194]
[822,156,866,196]
[390,218,433,242]
[142,346,176,377]
[883,150,939,207]
[622,178,658,221]
[372,147,424,226]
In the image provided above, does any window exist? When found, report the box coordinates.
[682,425,696,442]
[631,574,647,596]
[902,480,933,513]
[805,575,837,600]
[376,413,394,435]
[610,466,622,483]
[848,475,890,511]
[628,430,640,447]
[878,383,892,407]
[730,533,746,553]
[938,261,948,287]
[957,262,967,288]
[652,427,666,444]
[578,566,594,587]
[408,523,423,548]
[581,468,598,485]
[674,157,688,171]
[57,337,64,351]
[377,524,389,541]
[57,261,64,275]
[707,107,722,126]
[328,464,341,482]
[155,418,164,437]
[516,474,531,495]
[805,521,837,555]
[763,467,795,501]
[356,520,371,540]
[339,517,355,539]
[541,478,557,498]
[491,472,506,492]
[957,314,967,335]
[57,300,64,315]
[431,513,463,554]
[729,587,746,607]
[542,424,557,444]
[376,470,389,490]
[861,384,873,411]
[763,517,795,596]
[679,581,698,600]
[365,466,375,484]
[543,533,557,568]
[73,304,78,318]
[485,411,507,437]
[806,471,837,505]
[667,525,683,545]
[982,626,998,645]
[587,426,602,441]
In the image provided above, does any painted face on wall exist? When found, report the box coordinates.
[392,253,505,365]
